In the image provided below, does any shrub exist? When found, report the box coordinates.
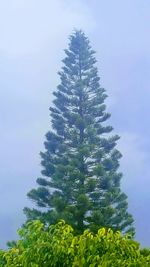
[0,220,150,266]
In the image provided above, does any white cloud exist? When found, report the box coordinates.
[0,0,95,56]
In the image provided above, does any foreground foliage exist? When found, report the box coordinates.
[0,220,149,266]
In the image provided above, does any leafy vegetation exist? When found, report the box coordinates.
[0,220,149,266]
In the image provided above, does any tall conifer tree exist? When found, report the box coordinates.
[24,30,134,235]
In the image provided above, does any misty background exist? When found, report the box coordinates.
[0,0,150,248]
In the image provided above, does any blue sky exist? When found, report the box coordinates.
[0,0,150,247]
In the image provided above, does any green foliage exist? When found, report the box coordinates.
[0,221,149,266]
[24,30,134,235]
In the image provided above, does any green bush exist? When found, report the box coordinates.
[0,220,150,266]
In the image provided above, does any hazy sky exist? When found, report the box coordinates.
[0,0,150,248]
